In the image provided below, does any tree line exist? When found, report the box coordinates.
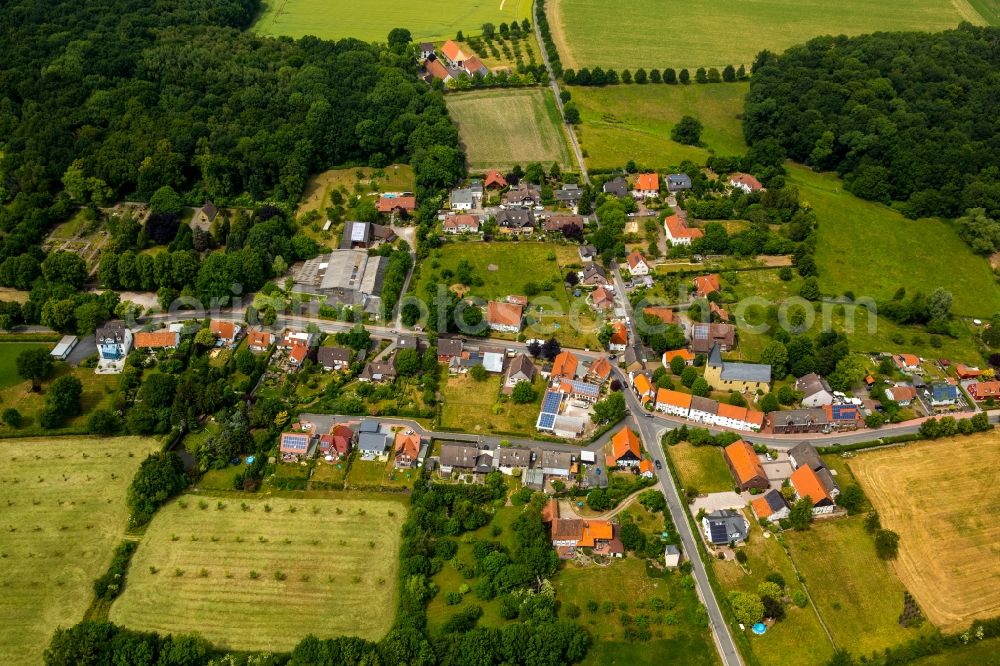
[563,64,748,86]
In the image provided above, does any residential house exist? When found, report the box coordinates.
[340,220,395,249]
[633,173,659,199]
[610,426,641,468]
[377,195,416,217]
[396,334,419,351]
[359,361,396,383]
[623,346,643,373]
[710,301,731,322]
[503,182,541,206]
[968,381,1000,401]
[688,395,720,424]
[439,443,489,474]
[540,449,574,477]
[884,384,917,406]
[702,509,749,545]
[580,263,609,286]
[626,250,651,276]
[495,208,535,233]
[484,170,508,190]
[281,330,313,350]
[450,188,475,211]
[319,425,354,458]
[441,40,468,67]
[486,300,524,333]
[358,422,390,460]
[796,373,834,407]
[662,349,695,366]
[443,214,480,234]
[825,403,860,428]
[769,407,829,434]
[729,172,763,193]
[790,465,837,515]
[930,382,958,407]
[288,343,310,368]
[505,353,537,388]
[703,343,771,393]
[691,324,735,353]
[495,447,531,474]
[655,388,692,417]
[280,431,312,457]
[751,490,790,523]
[247,330,272,352]
[134,331,179,351]
[955,364,981,379]
[437,338,464,362]
[666,173,692,192]
[893,354,921,372]
[631,372,654,403]
[587,356,613,384]
[424,59,452,83]
[664,214,704,246]
[394,431,423,468]
[643,306,675,325]
[194,200,219,229]
[550,514,622,558]
[590,285,615,310]
[419,42,435,60]
[544,214,584,234]
[639,459,655,478]
[714,403,765,432]
[723,440,768,491]
[608,322,628,351]
[555,184,583,206]
[603,176,628,198]
[551,351,579,380]
[96,322,133,361]
[579,245,598,262]
[664,544,682,568]
[317,346,352,371]
[694,274,721,298]
[559,378,601,403]
[210,320,241,347]
[464,56,488,77]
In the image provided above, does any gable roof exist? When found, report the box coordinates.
[694,273,721,297]
[378,195,416,213]
[394,432,421,460]
[689,395,719,415]
[591,285,614,308]
[444,214,480,231]
[134,331,179,349]
[662,349,695,365]
[751,489,788,519]
[588,356,612,381]
[551,350,579,379]
[247,330,272,349]
[486,300,524,328]
[788,442,823,470]
[795,373,832,398]
[969,381,1000,399]
[507,353,536,380]
[729,172,763,191]
[289,344,308,364]
[200,200,218,220]
[632,373,652,396]
[627,250,648,270]
[437,338,464,357]
[425,58,451,81]
[611,427,641,460]
[643,306,675,324]
[724,440,766,485]
[885,385,917,402]
[464,56,487,75]
[894,353,920,368]
[441,40,466,62]
[610,321,628,345]
[791,464,833,506]
[484,170,507,189]
[664,214,704,240]
[603,176,628,197]
[634,173,658,191]
[317,346,351,366]
[656,388,692,410]
[210,320,236,339]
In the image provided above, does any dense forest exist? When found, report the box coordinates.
[743,25,1000,221]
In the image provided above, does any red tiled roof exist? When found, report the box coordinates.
[694,274,721,297]
[394,432,421,459]
[552,351,579,379]
[955,364,981,379]
[662,349,695,365]
[211,320,236,340]
[627,250,648,270]
[632,373,652,396]
[611,427,641,460]
[247,330,272,349]
[443,214,479,230]
[289,344,308,364]
[894,353,920,369]
[752,495,776,519]
[730,172,763,191]
[591,286,614,308]
[134,331,178,349]
[970,381,1000,399]
[589,357,612,381]
[717,403,750,422]
[425,59,450,81]
[610,321,628,345]
[378,195,416,213]
[710,301,730,321]
[484,170,507,189]
[441,40,466,62]
[639,459,654,474]
[634,173,658,192]
[656,388,692,410]
[791,465,832,506]
[664,214,704,240]
[486,300,523,328]
[643,306,675,324]
[724,440,766,485]
[464,56,486,74]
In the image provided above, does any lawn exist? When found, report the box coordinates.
[0,342,51,389]
[547,0,985,70]
[556,557,718,666]
[0,437,157,665]
[296,164,414,218]
[439,372,546,436]
[413,241,601,348]
[110,494,408,651]
[785,516,932,655]
[711,514,833,666]
[665,442,734,494]
[568,83,748,170]
[345,454,418,489]
[850,434,1000,632]
[792,165,1000,317]
[0,365,119,435]
[910,638,1000,666]
[445,88,573,170]
[254,0,532,42]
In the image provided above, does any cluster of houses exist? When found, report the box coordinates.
[421,40,490,85]
[543,498,624,559]
[278,418,428,469]
[534,351,614,438]
[95,319,247,371]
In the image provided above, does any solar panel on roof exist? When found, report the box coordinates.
[709,523,729,544]
[542,391,562,413]
[350,222,365,241]
[537,413,556,429]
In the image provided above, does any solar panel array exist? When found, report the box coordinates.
[536,391,564,431]
[536,413,556,430]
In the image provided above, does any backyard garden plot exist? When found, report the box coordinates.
[445,88,573,170]
[110,494,408,651]
[568,83,748,170]
[254,0,533,43]
[548,0,986,71]
[850,434,1000,632]
[439,372,545,435]
[0,437,156,665]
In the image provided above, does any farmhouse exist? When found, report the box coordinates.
[96,321,133,361]
[551,350,579,380]
[340,221,395,249]
[134,331,179,350]
[443,214,480,234]
[504,353,537,388]
[666,173,692,192]
[729,172,763,193]
[751,490,790,523]
[694,274,721,298]
[968,381,1000,400]
[885,384,917,406]
[691,323,735,353]
[424,58,452,84]
[608,321,628,351]
[317,346,352,371]
[464,56,488,78]
[486,300,524,333]
[626,250,651,276]
[603,176,628,198]
[580,263,609,286]
[589,285,615,310]
[664,214,703,246]
[790,465,837,515]
[795,373,834,407]
[247,330,272,352]
[655,388,692,417]
[768,407,828,434]
[609,426,641,468]
[484,170,507,190]
[377,195,415,217]
[723,440,768,491]
[495,447,531,475]
[393,431,423,468]
[702,509,749,546]
[633,173,659,198]
[703,343,771,393]
[441,40,468,68]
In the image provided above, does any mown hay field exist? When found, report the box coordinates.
[110,494,408,651]
[548,0,987,71]
[255,0,533,43]
[0,437,156,665]
[850,433,1000,632]
[445,88,573,170]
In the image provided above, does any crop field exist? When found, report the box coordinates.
[254,0,533,43]
[548,0,986,71]
[785,516,933,655]
[0,437,156,665]
[568,83,748,170]
[445,88,573,170]
[792,165,1000,317]
[850,434,1000,632]
[110,494,408,651]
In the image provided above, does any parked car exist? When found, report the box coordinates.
[655,460,662,470]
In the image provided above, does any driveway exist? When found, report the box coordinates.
[689,491,745,516]
[64,334,95,366]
